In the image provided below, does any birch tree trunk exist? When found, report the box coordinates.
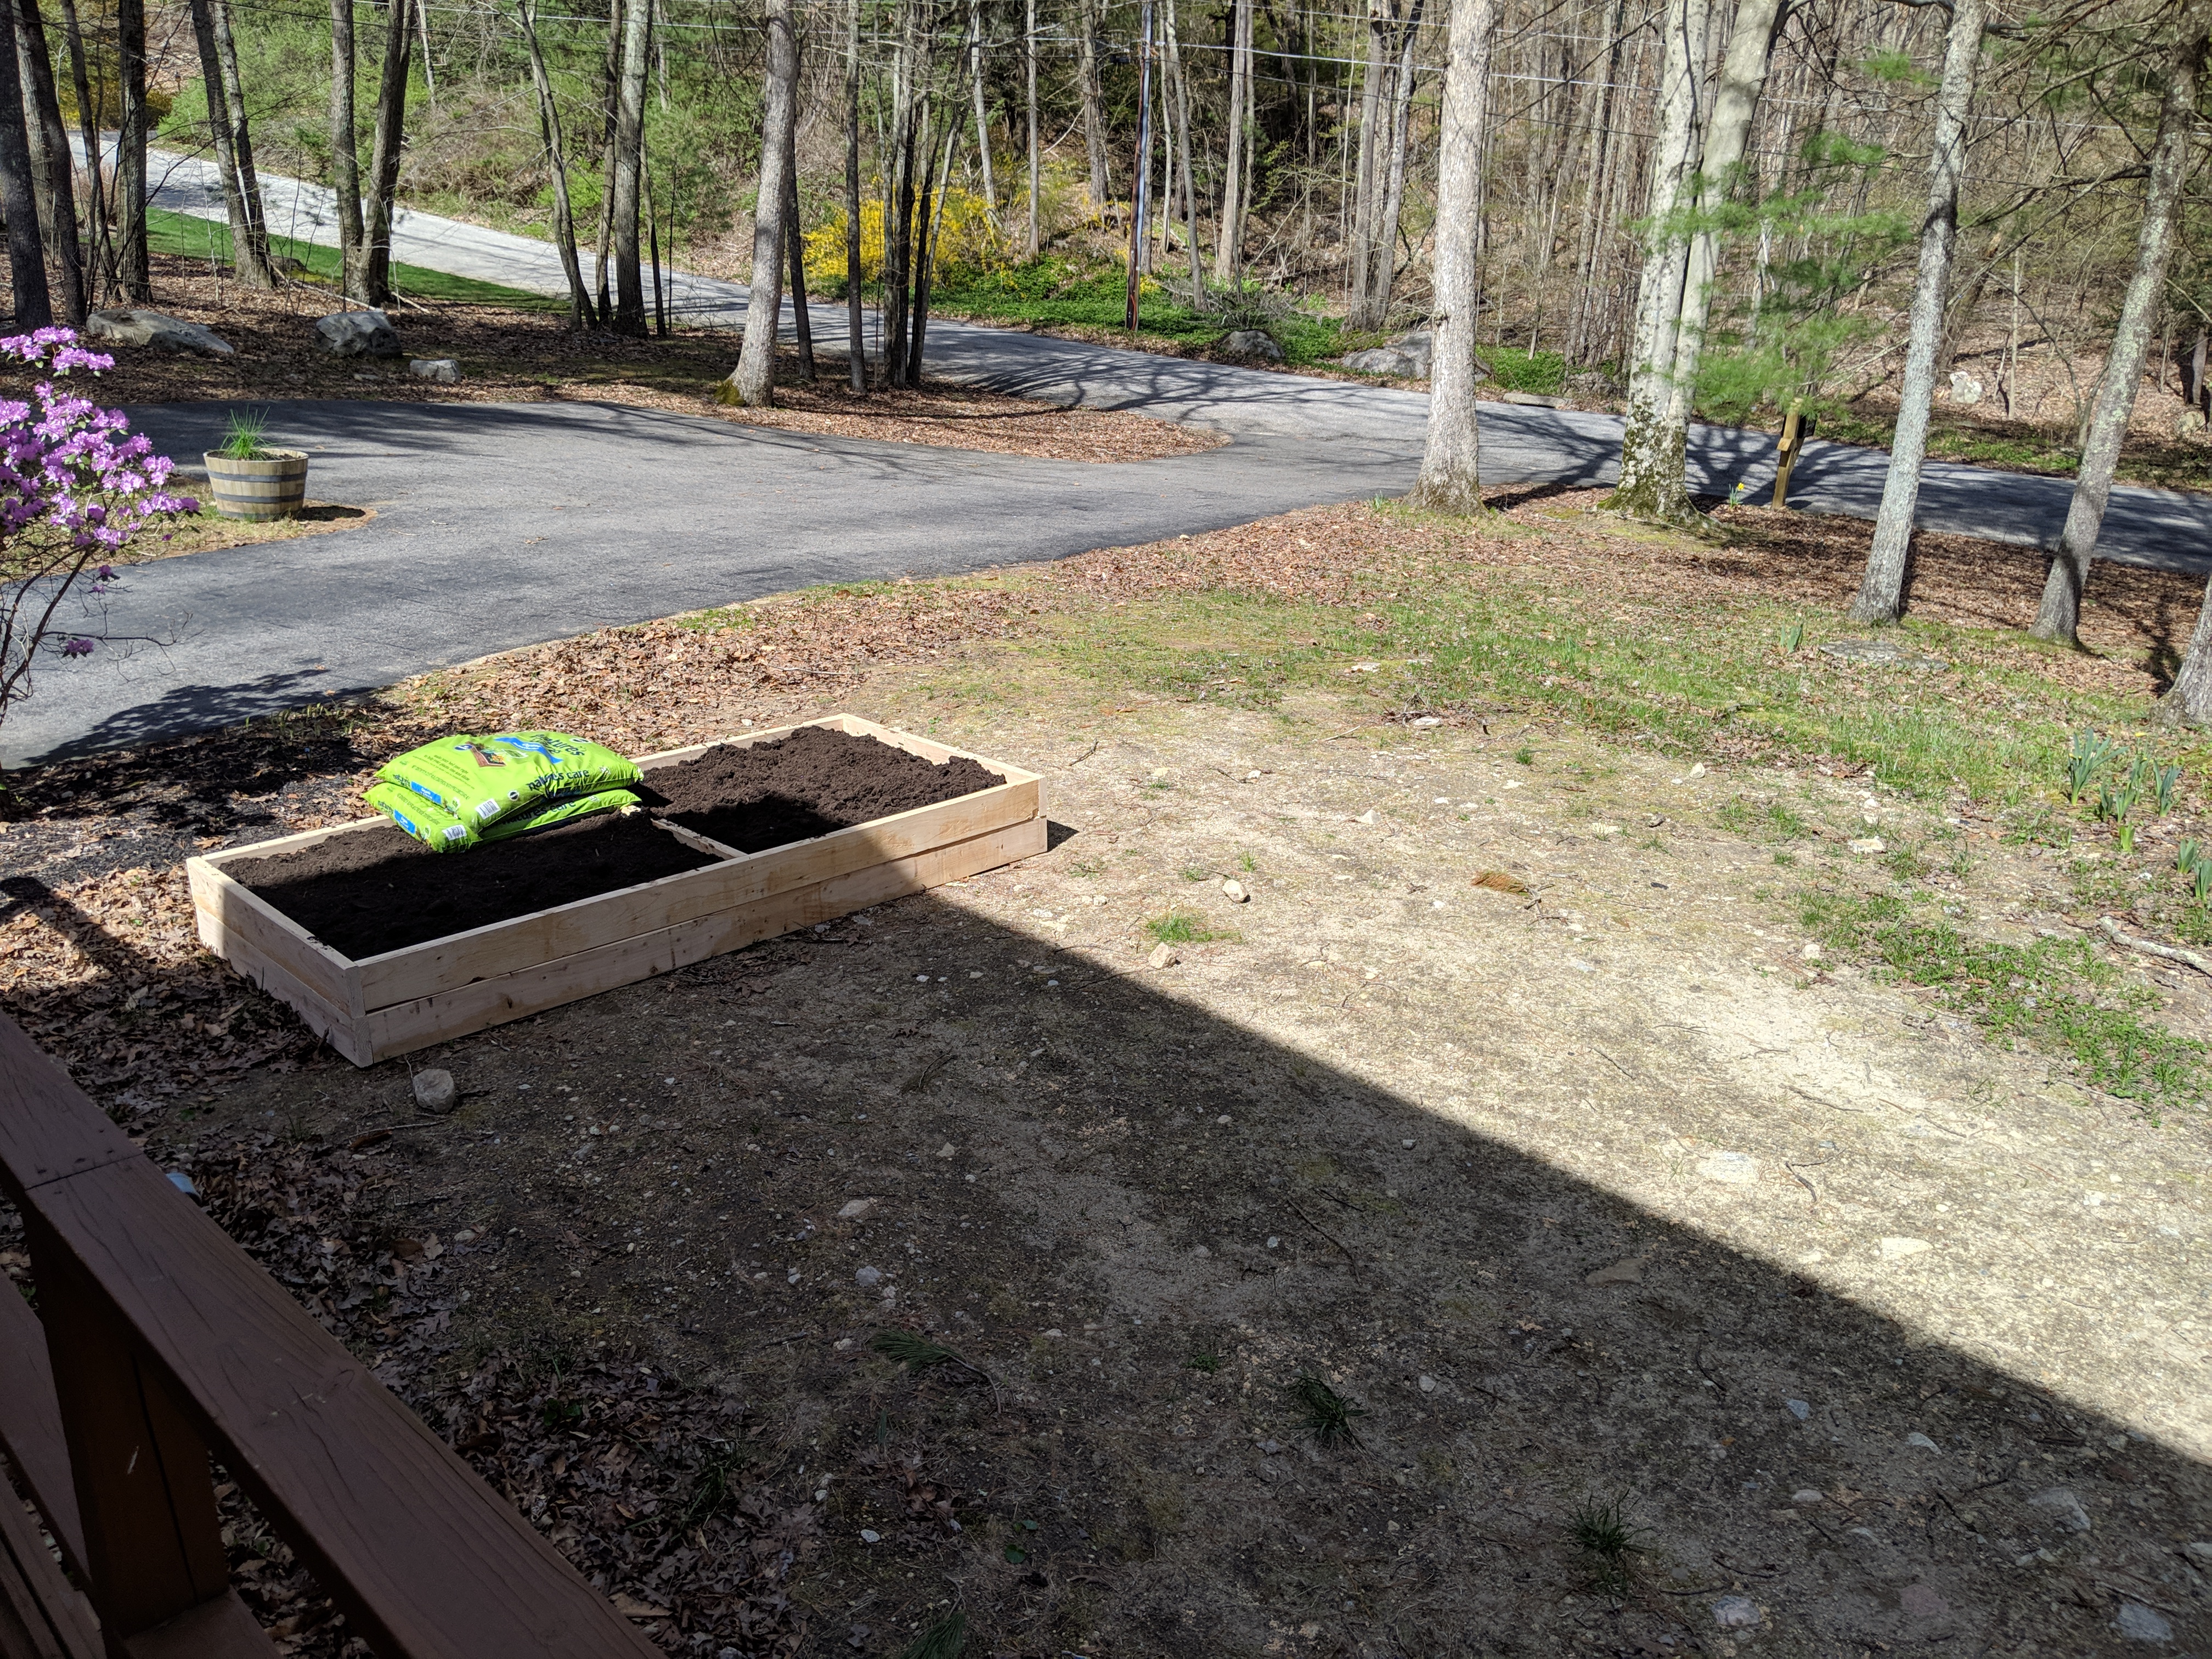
[730,0,795,403]
[1076,0,1109,206]
[1409,0,1497,514]
[610,0,653,334]
[1024,0,1039,254]
[0,8,48,329]
[17,0,84,318]
[1600,0,1708,522]
[1370,3,1425,324]
[519,0,589,328]
[329,0,366,301]
[1636,0,1785,522]
[847,0,866,390]
[1215,0,1250,287]
[115,0,150,301]
[55,0,105,302]
[185,0,269,290]
[1849,0,1983,624]
[362,0,415,306]
[592,0,623,325]
[1168,0,1198,306]
[2036,0,2209,647]
[969,0,995,208]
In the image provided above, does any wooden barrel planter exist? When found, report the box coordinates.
[203,448,309,520]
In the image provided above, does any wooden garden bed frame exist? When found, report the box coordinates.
[185,714,1044,1066]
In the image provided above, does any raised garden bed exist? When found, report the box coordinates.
[188,715,1043,1065]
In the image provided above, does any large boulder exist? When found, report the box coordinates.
[1221,328,1284,362]
[313,308,403,358]
[1341,346,1420,377]
[1385,330,1434,377]
[84,308,235,357]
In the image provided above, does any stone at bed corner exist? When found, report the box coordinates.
[84,308,235,356]
[314,308,403,358]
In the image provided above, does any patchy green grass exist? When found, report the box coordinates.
[1799,892,2203,1115]
[147,206,565,311]
[1143,910,1231,946]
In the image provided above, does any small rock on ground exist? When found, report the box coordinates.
[1696,1151,1759,1184]
[412,1068,456,1113]
[410,357,461,382]
[1712,1595,1760,1630]
[1149,943,1180,968]
[2115,1602,2172,1643]
[1221,329,1283,362]
[2029,1487,2093,1533]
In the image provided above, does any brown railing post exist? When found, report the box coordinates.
[26,1220,235,1652]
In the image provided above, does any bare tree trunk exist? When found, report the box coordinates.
[968,0,995,208]
[210,0,269,278]
[0,3,48,328]
[729,0,794,401]
[329,0,366,301]
[1076,0,1108,206]
[16,0,84,319]
[610,0,652,334]
[115,0,149,301]
[1849,0,1983,624]
[1215,0,1250,287]
[519,0,589,328]
[591,0,623,325]
[785,115,814,381]
[1024,0,1039,254]
[1409,0,1496,513]
[884,1,919,386]
[362,0,414,306]
[1640,0,1786,517]
[910,97,956,381]
[54,0,104,303]
[185,0,269,289]
[2041,0,2209,649]
[1369,2,1425,324]
[1167,0,1197,306]
[1600,0,1708,522]
[847,0,866,389]
[1124,0,1153,318]
[1347,7,1386,323]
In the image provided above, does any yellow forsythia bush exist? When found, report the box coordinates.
[803,189,1008,287]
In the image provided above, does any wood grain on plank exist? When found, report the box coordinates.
[363,817,1047,1059]
[119,1589,279,1658]
[0,1020,140,1197]
[26,1153,662,1659]
[200,921,373,1066]
[187,860,363,1013]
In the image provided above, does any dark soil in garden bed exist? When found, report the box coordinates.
[646,723,1002,853]
[227,811,721,960]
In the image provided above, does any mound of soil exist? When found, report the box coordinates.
[228,811,721,961]
[647,725,1002,853]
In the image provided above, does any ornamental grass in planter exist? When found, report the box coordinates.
[204,408,308,520]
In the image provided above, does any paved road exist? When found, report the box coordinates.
[5,154,2205,766]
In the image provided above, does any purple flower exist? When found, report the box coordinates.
[59,636,95,656]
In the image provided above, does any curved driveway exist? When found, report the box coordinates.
[4,155,2207,765]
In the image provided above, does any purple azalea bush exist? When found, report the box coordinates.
[0,326,196,726]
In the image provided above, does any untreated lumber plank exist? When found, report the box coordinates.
[363,816,1047,1059]
[353,777,1036,1008]
[200,920,373,1066]
[20,1146,662,1659]
[185,861,360,1018]
[0,1287,83,1576]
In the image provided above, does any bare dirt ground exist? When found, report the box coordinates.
[4,498,2210,1657]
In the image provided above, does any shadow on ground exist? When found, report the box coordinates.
[191,881,2212,1657]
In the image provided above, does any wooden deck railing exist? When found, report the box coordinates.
[0,1013,664,1658]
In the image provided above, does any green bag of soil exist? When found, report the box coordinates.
[365,781,644,852]
[375,731,643,832]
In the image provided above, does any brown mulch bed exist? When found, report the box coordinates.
[27,255,1222,465]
